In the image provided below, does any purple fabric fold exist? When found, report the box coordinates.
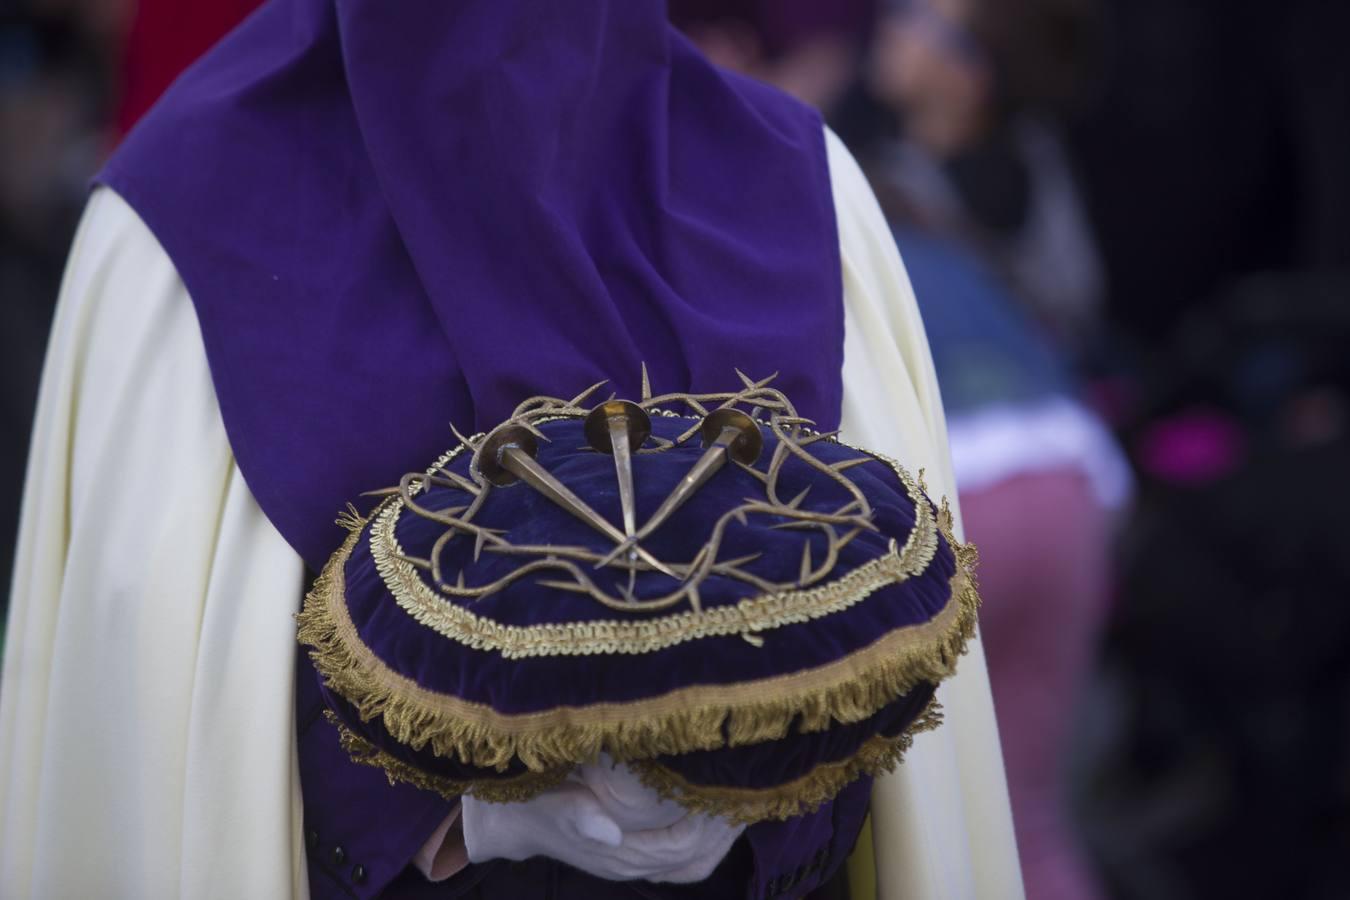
[96,0,844,571]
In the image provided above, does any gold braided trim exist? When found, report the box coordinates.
[296,509,981,773]
[629,697,946,824]
[323,711,571,803]
[371,462,940,659]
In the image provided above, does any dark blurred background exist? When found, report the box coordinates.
[3,1,1348,897]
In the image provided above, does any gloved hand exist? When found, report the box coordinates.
[575,753,686,831]
[462,757,745,883]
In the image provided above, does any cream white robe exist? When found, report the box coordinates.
[0,131,1022,899]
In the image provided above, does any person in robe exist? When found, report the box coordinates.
[0,1,1023,897]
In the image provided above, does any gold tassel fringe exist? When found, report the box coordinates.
[297,505,981,820]
[324,710,571,803]
[629,697,945,824]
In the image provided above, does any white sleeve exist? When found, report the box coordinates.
[0,188,309,899]
[830,128,1025,900]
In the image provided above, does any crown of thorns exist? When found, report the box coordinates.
[375,369,879,617]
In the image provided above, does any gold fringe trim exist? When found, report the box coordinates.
[323,710,570,803]
[629,697,946,824]
[296,504,981,776]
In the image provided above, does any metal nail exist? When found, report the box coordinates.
[477,423,677,579]
[630,408,763,546]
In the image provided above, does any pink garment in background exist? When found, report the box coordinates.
[961,469,1112,900]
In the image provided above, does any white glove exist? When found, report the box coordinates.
[462,757,745,883]
[575,754,686,830]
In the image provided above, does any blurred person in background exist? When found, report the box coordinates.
[850,7,1131,897]
[897,229,1129,900]
[851,0,1104,358]
[676,4,1127,898]
[856,0,1350,895]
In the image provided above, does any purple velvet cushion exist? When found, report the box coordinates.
[299,405,979,824]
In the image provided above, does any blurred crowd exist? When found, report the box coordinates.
[2,1,1348,897]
